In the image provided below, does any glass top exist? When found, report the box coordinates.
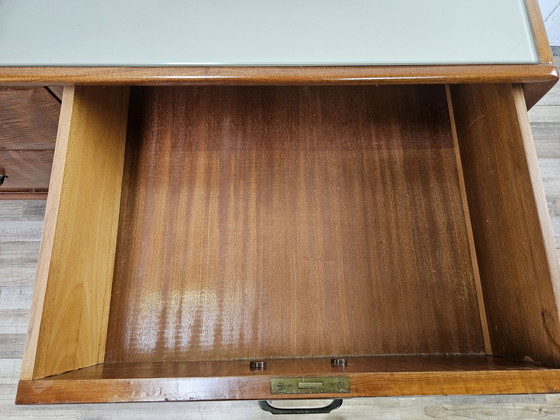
[0,0,538,66]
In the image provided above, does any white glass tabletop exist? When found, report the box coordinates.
[0,0,538,66]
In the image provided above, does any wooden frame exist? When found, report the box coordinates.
[0,63,556,86]
[0,0,558,108]
[0,0,556,105]
[15,81,560,404]
[16,357,560,404]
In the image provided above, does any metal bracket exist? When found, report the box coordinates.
[271,377,350,394]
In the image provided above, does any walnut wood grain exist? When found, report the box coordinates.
[0,87,60,198]
[46,86,64,102]
[16,356,560,404]
[20,86,130,380]
[0,88,60,150]
[450,84,560,367]
[105,85,484,364]
[0,150,53,190]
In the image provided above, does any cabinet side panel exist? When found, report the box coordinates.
[20,86,129,380]
[450,84,560,366]
[0,150,54,189]
[0,87,60,150]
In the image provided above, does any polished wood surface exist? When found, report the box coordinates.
[0,63,556,87]
[49,356,552,379]
[0,88,60,150]
[445,85,492,354]
[0,150,53,190]
[450,84,560,367]
[16,356,560,404]
[105,85,484,364]
[524,78,559,109]
[20,86,130,380]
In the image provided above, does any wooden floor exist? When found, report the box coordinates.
[1,73,560,418]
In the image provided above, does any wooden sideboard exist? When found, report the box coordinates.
[1,0,559,412]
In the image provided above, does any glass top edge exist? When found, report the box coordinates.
[0,60,541,68]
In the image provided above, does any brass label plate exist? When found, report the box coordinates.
[271,377,350,394]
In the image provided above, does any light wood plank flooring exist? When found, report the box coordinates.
[1,71,559,418]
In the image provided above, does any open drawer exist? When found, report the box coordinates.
[16,83,560,404]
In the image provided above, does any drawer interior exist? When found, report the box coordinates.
[17,83,560,403]
[106,85,484,362]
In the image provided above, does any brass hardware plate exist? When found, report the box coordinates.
[271,377,350,394]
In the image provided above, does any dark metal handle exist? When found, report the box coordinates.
[258,399,343,415]
[0,175,8,186]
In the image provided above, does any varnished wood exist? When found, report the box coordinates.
[16,356,560,404]
[450,84,560,367]
[105,85,483,364]
[20,86,130,380]
[524,79,559,110]
[46,86,63,102]
[44,356,552,379]
[4,73,560,414]
[446,85,492,355]
[0,150,53,190]
[0,88,60,150]
[0,64,556,88]
[0,87,60,197]
[0,64,555,110]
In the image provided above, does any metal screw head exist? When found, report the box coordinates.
[331,358,347,368]
[250,361,267,371]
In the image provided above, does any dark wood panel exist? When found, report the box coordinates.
[46,86,63,102]
[450,84,560,367]
[105,85,484,364]
[16,356,560,404]
[0,150,53,190]
[0,88,60,150]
